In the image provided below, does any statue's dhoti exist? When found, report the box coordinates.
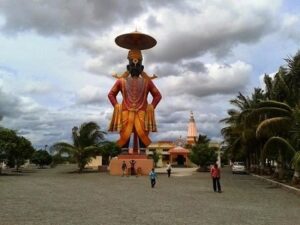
[109,104,156,147]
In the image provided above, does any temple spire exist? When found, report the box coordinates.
[187,111,198,145]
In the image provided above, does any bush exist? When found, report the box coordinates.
[31,150,52,168]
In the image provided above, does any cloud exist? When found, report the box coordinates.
[145,14,161,28]
[1,102,111,148]
[280,13,300,41]
[0,0,146,36]
[148,60,207,77]
[159,61,252,98]
[0,87,24,118]
[75,85,107,105]
[22,81,53,95]
[146,0,281,63]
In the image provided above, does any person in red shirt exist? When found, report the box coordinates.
[210,163,222,193]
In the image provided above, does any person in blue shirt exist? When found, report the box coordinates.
[149,168,157,188]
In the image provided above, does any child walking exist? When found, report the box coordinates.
[149,168,157,188]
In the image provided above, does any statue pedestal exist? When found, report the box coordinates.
[109,155,154,176]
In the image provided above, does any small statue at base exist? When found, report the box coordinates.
[129,159,136,176]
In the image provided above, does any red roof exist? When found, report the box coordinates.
[168,146,189,154]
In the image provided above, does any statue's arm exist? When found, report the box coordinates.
[149,80,162,109]
[108,79,121,106]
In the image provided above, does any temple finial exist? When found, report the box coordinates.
[187,110,198,145]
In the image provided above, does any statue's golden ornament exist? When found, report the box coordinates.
[112,72,157,80]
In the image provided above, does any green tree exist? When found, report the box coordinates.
[152,150,160,168]
[31,150,53,168]
[0,127,17,171]
[197,134,210,144]
[221,90,264,168]
[247,100,296,177]
[221,50,300,178]
[51,122,106,173]
[0,128,35,171]
[99,141,121,165]
[261,137,295,179]
[51,154,69,167]
[285,51,300,106]
[190,135,217,171]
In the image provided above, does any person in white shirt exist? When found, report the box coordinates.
[166,162,172,178]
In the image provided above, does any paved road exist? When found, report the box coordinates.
[0,165,299,225]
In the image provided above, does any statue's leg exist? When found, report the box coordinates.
[139,138,146,155]
[132,130,139,154]
[121,139,130,155]
[117,111,134,154]
[134,110,151,153]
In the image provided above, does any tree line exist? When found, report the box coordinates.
[221,51,300,183]
[0,122,121,174]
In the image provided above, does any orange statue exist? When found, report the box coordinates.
[108,31,162,155]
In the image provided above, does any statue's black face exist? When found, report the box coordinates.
[127,60,144,77]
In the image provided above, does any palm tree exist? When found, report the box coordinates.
[152,150,160,168]
[100,141,121,165]
[221,93,251,163]
[264,51,300,106]
[222,51,300,179]
[261,137,295,179]
[292,151,300,184]
[285,51,300,106]
[247,101,297,178]
[221,90,264,169]
[51,122,106,173]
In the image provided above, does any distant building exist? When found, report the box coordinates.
[146,112,198,167]
[147,111,224,167]
[147,141,175,167]
[187,111,198,145]
[147,140,192,167]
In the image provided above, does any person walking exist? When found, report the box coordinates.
[121,161,127,177]
[166,162,172,178]
[210,163,222,193]
[149,168,157,188]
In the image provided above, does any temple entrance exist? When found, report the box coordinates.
[169,146,189,167]
[176,155,185,166]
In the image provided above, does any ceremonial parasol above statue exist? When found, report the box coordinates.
[115,31,157,50]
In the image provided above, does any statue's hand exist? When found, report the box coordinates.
[151,74,158,79]
[112,73,119,78]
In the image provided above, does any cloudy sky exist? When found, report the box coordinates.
[0,0,300,149]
